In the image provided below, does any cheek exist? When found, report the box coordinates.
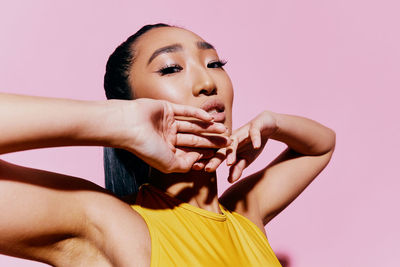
[129,64,185,102]
[225,77,234,104]
[220,75,234,130]
[217,75,234,104]
[132,75,187,103]
[216,73,234,101]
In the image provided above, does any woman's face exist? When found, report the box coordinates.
[129,27,234,131]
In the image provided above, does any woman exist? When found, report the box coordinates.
[0,23,335,266]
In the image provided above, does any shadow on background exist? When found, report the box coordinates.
[276,252,291,267]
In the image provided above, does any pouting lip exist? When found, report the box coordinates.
[200,98,225,113]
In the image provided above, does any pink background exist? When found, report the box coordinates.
[1,0,399,266]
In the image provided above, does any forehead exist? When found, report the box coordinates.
[133,27,209,61]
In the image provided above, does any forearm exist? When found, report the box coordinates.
[0,93,119,154]
[270,112,336,156]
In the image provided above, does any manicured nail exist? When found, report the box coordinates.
[192,163,200,170]
[253,141,260,149]
[216,124,226,132]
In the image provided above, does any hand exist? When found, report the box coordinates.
[110,98,231,173]
[202,110,278,182]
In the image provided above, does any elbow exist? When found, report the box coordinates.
[321,128,336,158]
[310,127,336,156]
[327,128,336,152]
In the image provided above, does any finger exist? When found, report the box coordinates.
[249,126,261,149]
[192,159,208,171]
[171,103,213,122]
[204,149,228,172]
[226,136,239,166]
[228,159,247,183]
[176,147,216,159]
[176,133,232,148]
[176,120,227,134]
[172,150,203,173]
[173,147,213,171]
[167,139,177,153]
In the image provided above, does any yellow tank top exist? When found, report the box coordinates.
[131,184,282,267]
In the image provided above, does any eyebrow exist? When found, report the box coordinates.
[147,41,216,65]
[196,41,215,50]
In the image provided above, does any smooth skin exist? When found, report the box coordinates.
[0,27,335,266]
[0,93,228,266]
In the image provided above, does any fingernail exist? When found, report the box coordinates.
[217,124,226,132]
[229,154,236,165]
[203,113,213,121]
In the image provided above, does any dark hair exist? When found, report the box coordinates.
[103,23,170,197]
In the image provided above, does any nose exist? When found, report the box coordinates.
[192,67,217,96]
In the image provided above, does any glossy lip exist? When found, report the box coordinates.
[200,98,226,122]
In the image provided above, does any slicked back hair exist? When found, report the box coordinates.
[103,23,170,198]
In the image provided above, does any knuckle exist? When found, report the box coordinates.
[217,148,227,156]
[210,158,219,164]
[250,122,258,131]
[229,137,237,146]
[190,135,199,146]
[232,139,239,148]
[164,164,174,173]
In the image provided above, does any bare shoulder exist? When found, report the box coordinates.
[219,170,266,233]
[0,159,150,266]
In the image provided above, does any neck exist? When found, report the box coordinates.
[148,169,221,214]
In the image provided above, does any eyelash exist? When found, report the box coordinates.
[157,64,183,76]
[157,59,228,76]
[207,59,228,69]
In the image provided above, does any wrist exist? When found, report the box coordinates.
[93,99,135,149]
[260,110,280,139]
[268,112,292,142]
[98,99,147,151]
[73,99,128,148]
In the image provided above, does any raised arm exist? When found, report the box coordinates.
[0,93,134,264]
[218,111,335,227]
[0,93,116,153]
[0,92,230,264]
[0,93,229,171]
